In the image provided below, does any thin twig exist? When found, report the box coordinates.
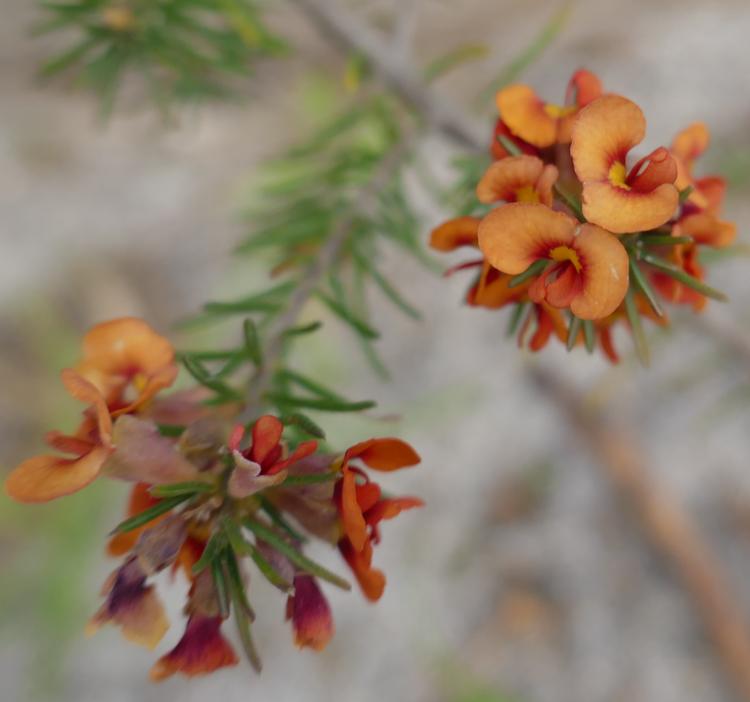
[531,365,750,702]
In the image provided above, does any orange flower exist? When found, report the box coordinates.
[429,217,527,310]
[334,438,421,601]
[5,370,113,502]
[570,95,679,233]
[478,203,629,319]
[490,118,538,160]
[476,155,558,206]
[496,69,602,148]
[75,317,178,416]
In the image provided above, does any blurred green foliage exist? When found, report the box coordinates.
[37,0,286,115]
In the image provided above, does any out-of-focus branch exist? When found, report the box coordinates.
[290,0,487,151]
[531,365,750,702]
[242,136,412,416]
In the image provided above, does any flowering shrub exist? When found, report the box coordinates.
[5,318,421,679]
[432,71,735,363]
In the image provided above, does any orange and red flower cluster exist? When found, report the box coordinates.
[432,70,735,362]
[4,318,422,680]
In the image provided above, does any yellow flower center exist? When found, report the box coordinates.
[543,103,576,119]
[132,373,148,393]
[608,161,631,190]
[549,245,582,272]
[514,185,540,203]
[102,6,136,32]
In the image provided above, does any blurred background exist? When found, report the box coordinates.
[2,1,750,701]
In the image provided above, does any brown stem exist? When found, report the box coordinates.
[531,365,750,701]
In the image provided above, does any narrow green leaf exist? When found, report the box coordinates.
[281,472,339,487]
[243,318,263,366]
[277,369,344,401]
[223,547,255,620]
[247,542,293,591]
[149,481,215,498]
[265,392,376,413]
[232,594,262,673]
[567,315,582,351]
[40,36,102,77]
[112,494,191,534]
[283,320,323,337]
[497,135,522,157]
[191,531,226,575]
[352,251,421,319]
[679,185,694,204]
[641,252,728,302]
[553,183,586,222]
[211,558,231,619]
[582,319,596,354]
[624,287,650,367]
[424,43,490,83]
[628,256,665,317]
[509,259,547,288]
[243,519,351,590]
[640,235,694,247]
[181,355,243,400]
[316,291,380,339]
[258,496,308,543]
[506,302,529,337]
[281,412,327,439]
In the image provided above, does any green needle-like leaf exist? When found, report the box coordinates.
[509,259,547,288]
[628,256,665,317]
[280,472,339,487]
[624,287,650,367]
[243,519,351,590]
[265,392,376,413]
[567,315,582,351]
[112,494,191,533]
[149,481,215,498]
[582,319,596,354]
[640,252,728,302]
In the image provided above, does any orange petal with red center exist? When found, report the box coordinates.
[571,95,646,182]
[477,203,577,275]
[344,438,421,471]
[569,224,629,320]
[678,213,736,248]
[429,217,480,251]
[5,446,112,503]
[476,156,557,205]
[581,180,679,234]
[339,538,386,602]
[339,468,367,552]
[250,415,284,464]
[497,84,558,148]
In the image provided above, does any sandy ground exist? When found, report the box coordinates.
[2,1,750,701]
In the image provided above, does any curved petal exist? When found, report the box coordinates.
[478,203,577,275]
[476,156,545,204]
[365,496,423,526]
[469,264,525,309]
[61,369,112,443]
[496,84,558,148]
[5,446,111,503]
[567,69,603,107]
[581,181,679,234]
[250,415,284,465]
[671,122,709,166]
[571,95,646,181]
[678,212,736,248]
[429,216,480,251]
[569,224,629,319]
[339,538,386,602]
[344,438,421,471]
[339,468,367,552]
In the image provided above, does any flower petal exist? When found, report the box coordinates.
[250,415,284,465]
[344,438,421,471]
[429,216,480,251]
[339,468,367,552]
[286,575,334,651]
[476,156,557,205]
[497,84,558,148]
[339,538,386,602]
[569,224,629,320]
[581,181,678,234]
[5,446,111,503]
[571,95,646,182]
[678,212,736,248]
[478,203,577,275]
